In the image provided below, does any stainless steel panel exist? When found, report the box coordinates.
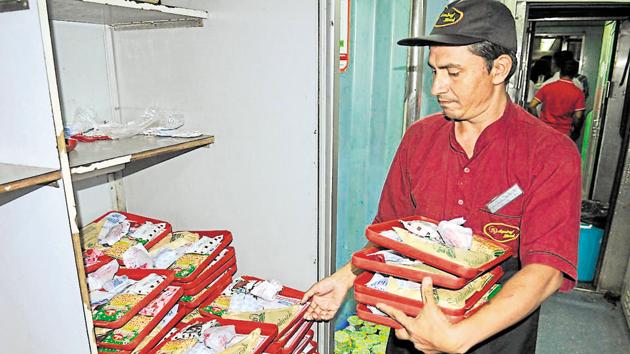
[592,20,630,202]
[582,21,616,197]
[403,0,425,128]
[598,134,630,293]
[623,232,630,330]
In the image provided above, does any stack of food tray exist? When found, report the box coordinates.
[198,276,319,354]
[352,216,513,328]
[84,211,316,353]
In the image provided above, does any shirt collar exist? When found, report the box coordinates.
[448,101,514,157]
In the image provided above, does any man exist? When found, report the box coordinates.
[301,1,580,353]
[530,58,586,141]
[541,50,589,100]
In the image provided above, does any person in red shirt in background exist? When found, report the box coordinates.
[529,58,586,141]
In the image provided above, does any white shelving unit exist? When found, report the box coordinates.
[1,0,331,352]
[1,0,213,352]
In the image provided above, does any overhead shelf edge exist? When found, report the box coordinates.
[48,0,208,28]
[69,135,214,177]
[0,163,61,194]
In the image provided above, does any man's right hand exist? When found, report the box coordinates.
[301,263,359,321]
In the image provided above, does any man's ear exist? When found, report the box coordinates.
[491,54,513,84]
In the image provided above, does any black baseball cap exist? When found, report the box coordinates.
[398,0,517,52]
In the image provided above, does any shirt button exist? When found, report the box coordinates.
[464,167,470,173]
[457,199,464,205]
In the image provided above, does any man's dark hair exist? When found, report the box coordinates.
[468,40,518,83]
[530,57,552,82]
[553,50,575,67]
[560,58,579,78]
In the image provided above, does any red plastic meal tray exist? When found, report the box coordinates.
[278,321,313,354]
[293,330,314,354]
[198,275,309,340]
[148,316,279,354]
[354,267,502,317]
[97,286,184,351]
[98,348,128,354]
[86,211,173,269]
[93,211,173,251]
[133,306,191,354]
[270,317,307,350]
[365,216,513,278]
[304,340,318,354]
[352,247,470,289]
[179,265,236,309]
[178,247,235,294]
[93,269,176,329]
[85,254,115,274]
[266,318,313,354]
[166,230,234,284]
[183,252,236,296]
[241,276,308,340]
[356,301,486,330]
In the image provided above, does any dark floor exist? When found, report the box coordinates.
[537,288,630,353]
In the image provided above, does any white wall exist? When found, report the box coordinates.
[0,184,89,353]
[114,0,319,290]
[0,1,59,168]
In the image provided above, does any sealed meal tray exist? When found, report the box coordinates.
[278,320,313,354]
[365,216,513,278]
[356,284,501,329]
[148,317,279,354]
[199,276,308,339]
[294,330,314,354]
[179,263,237,309]
[148,230,233,284]
[268,316,308,350]
[353,267,503,316]
[97,286,183,351]
[303,340,318,354]
[92,269,176,329]
[352,247,471,289]
[98,347,128,353]
[265,318,313,354]
[178,247,236,293]
[82,211,173,271]
[131,305,191,354]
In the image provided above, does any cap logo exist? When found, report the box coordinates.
[435,6,464,28]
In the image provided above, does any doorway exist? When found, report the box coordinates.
[516,3,630,292]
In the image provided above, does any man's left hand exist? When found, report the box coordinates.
[376,277,465,354]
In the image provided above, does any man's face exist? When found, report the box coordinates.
[428,45,496,121]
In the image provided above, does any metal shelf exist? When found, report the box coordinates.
[68,135,214,177]
[0,163,61,194]
[48,0,208,30]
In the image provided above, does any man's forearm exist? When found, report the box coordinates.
[452,263,563,352]
[332,241,379,288]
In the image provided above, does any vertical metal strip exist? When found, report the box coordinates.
[104,25,123,123]
[403,0,425,128]
[317,0,340,351]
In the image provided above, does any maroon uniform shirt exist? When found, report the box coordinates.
[374,101,580,291]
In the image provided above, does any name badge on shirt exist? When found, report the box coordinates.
[486,184,523,213]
